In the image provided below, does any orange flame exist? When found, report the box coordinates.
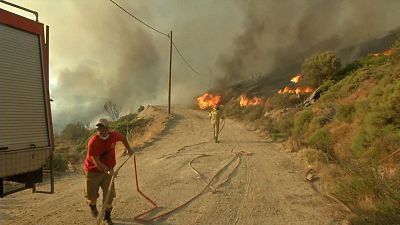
[383,49,393,56]
[290,74,302,83]
[196,93,221,109]
[278,86,292,94]
[239,94,262,107]
[278,86,314,95]
[371,48,392,57]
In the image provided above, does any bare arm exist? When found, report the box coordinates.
[121,136,134,155]
[91,155,110,172]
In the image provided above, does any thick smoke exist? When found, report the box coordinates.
[44,0,243,131]
[11,0,399,131]
[216,0,400,87]
[50,2,164,131]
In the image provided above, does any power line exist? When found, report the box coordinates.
[109,0,202,76]
[108,0,169,38]
[172,41,201,76]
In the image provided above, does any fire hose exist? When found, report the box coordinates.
[97,150,251,224]
[96,154,137,225]
[133,150,250,223]
[188,150,252,194]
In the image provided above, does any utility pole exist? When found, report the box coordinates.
[168,31,172,114]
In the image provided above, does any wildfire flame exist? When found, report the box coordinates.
[278,86,314,95]
[383,49,393,56]
[196,93,221,109]
[371,48,392,57]
[290,74,302,84]
[239,94,262,107]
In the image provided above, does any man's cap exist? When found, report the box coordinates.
[96,118,109,128]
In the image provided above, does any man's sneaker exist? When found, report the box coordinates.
[89,204,98,218]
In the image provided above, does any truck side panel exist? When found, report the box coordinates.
[0,8,54,179]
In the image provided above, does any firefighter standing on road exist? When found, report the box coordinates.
[209,104,224,143]
[83,118,134,225]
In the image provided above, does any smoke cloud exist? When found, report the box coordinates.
[47,2,166,131]
[216,0,400,87]
[8,0,400,131]
[38,0,244,131]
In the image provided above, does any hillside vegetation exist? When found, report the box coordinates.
[223,37,400,224]
[51,106,165,173]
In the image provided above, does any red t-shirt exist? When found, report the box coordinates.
[84,131,125,173]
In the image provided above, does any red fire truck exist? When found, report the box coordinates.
[0,1,55,197]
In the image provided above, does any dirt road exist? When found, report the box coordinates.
[0,107,343,225]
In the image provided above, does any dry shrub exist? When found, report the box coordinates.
[115,106,171,157]
[300,148,328,164]
[308,128,334,155]
[330,123,356,160]
[286,136,301,152]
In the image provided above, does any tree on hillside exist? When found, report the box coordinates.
[104,100,121,120]
[61,122,90,141]
[301,51,341,87]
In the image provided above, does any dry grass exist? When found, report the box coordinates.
[339,78,376,105]
[329,122,356,160]
[116,106,172,157]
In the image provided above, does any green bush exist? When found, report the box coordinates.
[110,113,137,135]
[320,70,368,102]
[332,165,400,225]
[309,115,329,130]
[335,104,355,123]
[293,109,313,137]
[60,122,90,141]
[303,149,327,164]
[308,128,333,154]
[242,105,264,122]
[366,133,400,162]
[351,129,370,156]
[352,111,399,159]
[342,70,371,93]
[359,54,389,67]
[336,60,363,80]
[268,94,300,109]
[391,36,400,64]
[301,51,341,86]
[319,79,336,92]
[354,100,371,118]
[276,117,294,136]
[263,110,296,140]
[44,154,68,172]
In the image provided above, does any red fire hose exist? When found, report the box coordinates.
[97,150,252,224]
[133,151,251,223]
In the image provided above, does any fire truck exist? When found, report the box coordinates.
[0,1,55,197]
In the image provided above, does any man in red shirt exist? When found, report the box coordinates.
[84,118,134,225]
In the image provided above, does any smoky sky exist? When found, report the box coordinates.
[39,0,243,132]
[216,0,400,87]
[8,0,400,131]
[49,1,164,131]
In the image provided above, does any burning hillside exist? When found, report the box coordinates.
[371,48,393,57]
[277,74,314,95]
[239,94,262,107]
